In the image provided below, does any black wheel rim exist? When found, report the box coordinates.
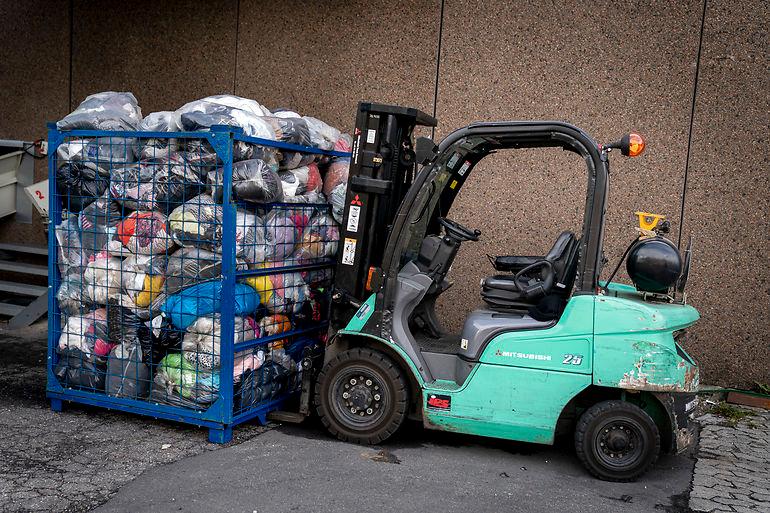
[593,417,646,469]
[328,365,389,430]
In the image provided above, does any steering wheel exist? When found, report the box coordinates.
[438,217,481,242]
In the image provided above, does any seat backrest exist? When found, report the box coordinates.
[545,231,577,289]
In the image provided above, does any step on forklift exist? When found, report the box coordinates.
[308,103,699,481]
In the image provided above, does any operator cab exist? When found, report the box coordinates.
[386,139,592,383]
[407,217,581,358]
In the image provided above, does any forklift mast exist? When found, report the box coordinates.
[333,103,436,318]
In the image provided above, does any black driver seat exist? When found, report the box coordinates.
[481,231,579,310]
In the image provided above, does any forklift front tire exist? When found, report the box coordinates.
[315,348,409,445]
[574,400,660,482]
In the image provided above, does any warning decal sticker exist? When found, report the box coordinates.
[342,238,357,265]
[366,129,376,144]
[346,205,361,233]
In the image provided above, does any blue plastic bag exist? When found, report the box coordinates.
[160,281,258,329]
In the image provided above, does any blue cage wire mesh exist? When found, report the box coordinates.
[46,124,349,443]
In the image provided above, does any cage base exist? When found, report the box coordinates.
[50,397,64,412]
[208,425,233,444]
[46,389,300,444]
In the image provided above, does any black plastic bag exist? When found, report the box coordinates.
[106,301,152,349]
[54,347,107,391]
[147,317,184,365]
[106,344,150,399]
[56,162,109,212]
[235,362,292,409]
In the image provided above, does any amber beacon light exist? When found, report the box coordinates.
[625,132,646,157]
[605,132,646,157]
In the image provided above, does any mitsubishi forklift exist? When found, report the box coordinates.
[309,103,699,481]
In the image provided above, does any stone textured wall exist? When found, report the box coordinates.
[0,0,766,386]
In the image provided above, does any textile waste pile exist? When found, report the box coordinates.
[50,92,350,426]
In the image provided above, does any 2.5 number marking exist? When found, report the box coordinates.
[562,354,584,366]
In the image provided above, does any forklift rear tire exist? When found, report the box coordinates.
[574,400,660,482]
[315,348,408,445]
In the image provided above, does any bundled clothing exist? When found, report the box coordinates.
[53,91,348,415]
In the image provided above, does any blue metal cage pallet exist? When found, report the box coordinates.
[46,123,350,443]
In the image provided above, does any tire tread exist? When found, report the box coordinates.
[574,400,660,482]
[315,348,409,445]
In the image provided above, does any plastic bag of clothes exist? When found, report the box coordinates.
[168,195,222,250]
[207,159,283,204]
[278,150,317,171]
[183,137,279,167]
[57,138,137,167]
[105,302,152,349]
[57,91,142,131]
[79,192,123,258]
[301,265,334,287]
[269,112,315,167]
[233,349,266,384]
[57,309,111,356]
[244,268,309,315]
[174,95,275,166]
[146,315,183,365]
[235,361,294,409]
[303,116,341,151]
[160,281,258,330]
[181,314,258,369]
[54,347,107,391]
[293,213,339,262]
[329,182,347,224]
[110,211,173,255]
[56,161,109,212]
[57,271,87,315]
[334,133,353,153]
[164,247,247,296]
[279,191,327,205]
[138,111,178,160]
[174,95,273,138]
[323,158,349,197]
[279,163,322,198]
[258,313,291,337]
[111,154,204,213]
[54,309,111,391]
[106,343,150,399]
[151,353,219,407]
[82,253,123,305]
[120,254,167,309]
[235,210,267,265]
[294,287,331,328]
[56,217,86,274]
[261,116,311,146]
[257,314,291,349]
[263,210,302,261]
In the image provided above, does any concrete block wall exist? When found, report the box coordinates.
[0,0,766,386]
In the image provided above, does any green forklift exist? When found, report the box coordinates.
[308,103,699,481]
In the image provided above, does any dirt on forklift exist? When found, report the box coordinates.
[308,103,699,481]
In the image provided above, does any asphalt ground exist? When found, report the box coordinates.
[0,321,696,512]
